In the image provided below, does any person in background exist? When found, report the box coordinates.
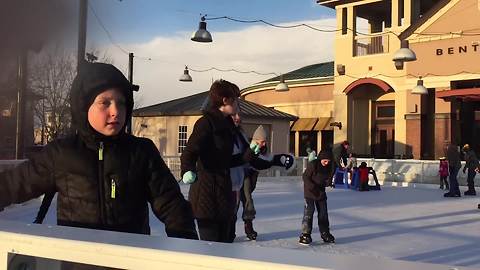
[332,140,350,186]
[229,114,271,241]
[357,162,370,191]
[346,152,357,184]
[231,121,295,241]
[0,62,198,240]
[438,157,449,190]
[299,151,335,245]
[180,79,256,243]
[444,143,462,197]
[462,144,479,196]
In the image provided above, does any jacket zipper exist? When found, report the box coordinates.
[111,178,116,199]
[98,142,106,225]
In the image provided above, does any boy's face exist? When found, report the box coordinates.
[253,139,267,149]
[87,88,126,136]
[220,97,238,116]
[231,112,241,127]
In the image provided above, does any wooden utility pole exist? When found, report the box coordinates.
[15,52,27,159]
[77,0,88,71]
[126,53,134,134]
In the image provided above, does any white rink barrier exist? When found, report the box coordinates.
[3,158,476,186]
[356,158,475,185]
[161,156,476,186]
[0,220,475,270]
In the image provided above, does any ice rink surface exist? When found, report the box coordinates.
[1,178,479,268]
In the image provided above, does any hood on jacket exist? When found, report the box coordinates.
[70,62,137,140]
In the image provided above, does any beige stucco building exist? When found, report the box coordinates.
[242,0,480,159]
[242,63,336,157]
[132,91,296,157]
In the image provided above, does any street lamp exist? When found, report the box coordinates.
[274,75,289,91]
[412,77,428,95]
[392,40,416,70]
[191,16,212,43]
[179,66,193,82]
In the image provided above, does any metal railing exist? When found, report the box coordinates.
[353,33,389,56]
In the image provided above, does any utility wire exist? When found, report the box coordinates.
[88,2,129,55]
[203,15,480,37]
[187,66,278,76]
[185,65,480,81]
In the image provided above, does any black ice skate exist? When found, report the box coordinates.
[444,192,461,197]
[464,190,476,196]
[244,220,257,241]
[321,232,335,243]
[299,233,312,245]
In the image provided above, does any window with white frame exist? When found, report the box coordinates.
[178,125,188,154]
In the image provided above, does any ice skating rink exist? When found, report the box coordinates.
[1,179,479,268]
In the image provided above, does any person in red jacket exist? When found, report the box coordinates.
[358,162,370,191]
[438,157,450,190]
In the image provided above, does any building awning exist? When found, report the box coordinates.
[291,118,318,131]
[313,117,333,131]
[436,88,480,101]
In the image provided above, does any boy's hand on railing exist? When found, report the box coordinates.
[182,171,197,184]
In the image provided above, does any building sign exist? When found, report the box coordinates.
[436,43,480,56]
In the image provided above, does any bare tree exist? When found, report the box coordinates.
[86,46,114,64]
[29,45,75,143]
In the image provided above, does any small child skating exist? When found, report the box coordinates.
[439,157,450,190]
[299,151,335,245]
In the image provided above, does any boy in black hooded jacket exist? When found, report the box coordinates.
[299,150,335,245]
[0,62,197,240]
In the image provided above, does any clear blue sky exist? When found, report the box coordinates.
[88,0,334,44]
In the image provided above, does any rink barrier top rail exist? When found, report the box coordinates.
[162,156,474,185]
[0,220,472,270]
[1,158,476,186]
[0,156,474,185]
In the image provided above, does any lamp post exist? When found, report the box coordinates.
[15,51,27,159]
[77,0,88,70]
[411,77,432,159]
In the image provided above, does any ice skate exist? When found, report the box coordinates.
[444,192,461,197]
[464,190,476,196]
[321,232,335,243]
[244,220,257,241]
[298,233,312,245]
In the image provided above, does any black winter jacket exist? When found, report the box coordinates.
[181,109,252,220]
[0,62,197,239]
[302,159,332,201]
[0,135,197,238]
[464,149,479,170]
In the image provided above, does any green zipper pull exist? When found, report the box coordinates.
[111,179,116,199]
[99,142,104,161]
